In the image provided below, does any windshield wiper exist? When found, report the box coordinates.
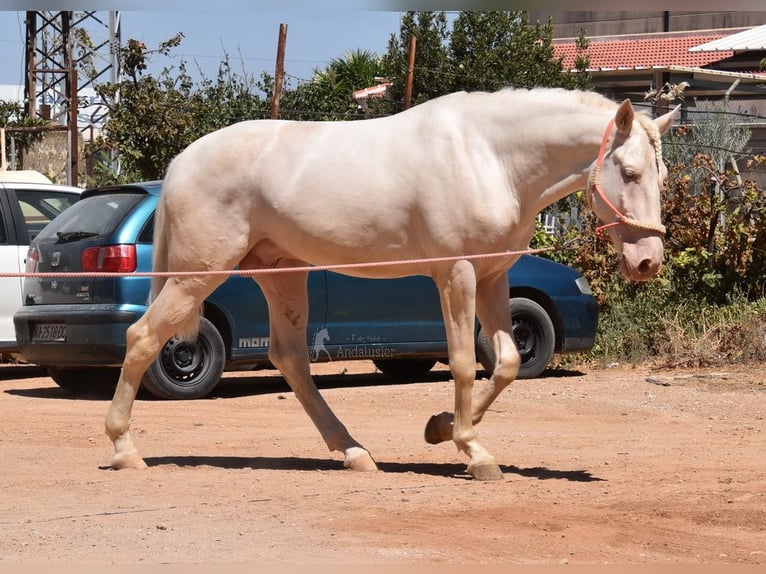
[56,231,98,242]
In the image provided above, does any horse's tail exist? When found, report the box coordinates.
[150,188,202,341]
[150,195,169,304]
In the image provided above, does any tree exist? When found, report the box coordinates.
[571,27,592,90]
[89,34,194,182]
[277,49,385,120]
[318,49,384,94]
[379,11,590,113]
[448,12,587,92]
[380,11,450,111]
[88,35,266,184]
[194,56,270,130]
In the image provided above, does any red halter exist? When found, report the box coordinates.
[587,118,666,238]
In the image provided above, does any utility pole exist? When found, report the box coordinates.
[271,23,288,120]
[403,35,417,110]
[24,11,121,185]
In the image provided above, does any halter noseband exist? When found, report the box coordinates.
[587,118,666,238]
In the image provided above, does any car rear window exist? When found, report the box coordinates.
[35,192,146,241]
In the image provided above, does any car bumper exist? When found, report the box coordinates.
[13,304,144,367]
[561,336,596,353]
[554,296,600,354]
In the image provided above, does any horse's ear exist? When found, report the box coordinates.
[615,99,634,135]
[654,104,681,136]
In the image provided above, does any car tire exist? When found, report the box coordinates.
[372,358,436,379]
[47,366,121,394]
[141,317,226,400]
[477,297,556,380]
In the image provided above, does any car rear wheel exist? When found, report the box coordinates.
[47,366,121,394]
[141,317,226,400]
[477,297,556,380]
[372,358,436,379]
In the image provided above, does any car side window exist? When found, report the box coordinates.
[137,213,154,243]
[15,190,80,243]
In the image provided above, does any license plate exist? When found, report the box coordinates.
[32,323,66,342]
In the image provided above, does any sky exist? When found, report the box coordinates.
[2,3,764,90]
[0,10,405,89]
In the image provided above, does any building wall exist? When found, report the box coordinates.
[529,11,766,39]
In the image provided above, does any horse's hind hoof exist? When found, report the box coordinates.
[468,463,504,481]
[424,411,453,444]
[110,452,148,470]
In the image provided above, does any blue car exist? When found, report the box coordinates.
[14,181,599,399]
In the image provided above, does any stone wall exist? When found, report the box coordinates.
[21,129,82,186]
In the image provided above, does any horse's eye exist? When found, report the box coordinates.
[623,168,638,181]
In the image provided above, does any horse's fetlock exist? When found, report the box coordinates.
[492,356,520,384]
[453,427,478,447]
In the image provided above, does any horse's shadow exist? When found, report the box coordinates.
[0,365,46,381]
[133,455,605,482]
[5,366,585,401]
[4,367,458,402]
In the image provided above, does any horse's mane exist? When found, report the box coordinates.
[496,86,618,112]
[510,87,664,172]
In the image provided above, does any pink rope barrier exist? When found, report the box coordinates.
[0,246,554,280]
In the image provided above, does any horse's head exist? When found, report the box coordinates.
[588,99,679,281]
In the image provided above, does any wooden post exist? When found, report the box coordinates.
[271,23,288,120]
[403,35,417,110]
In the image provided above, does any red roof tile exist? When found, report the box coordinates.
[554,32,736,71]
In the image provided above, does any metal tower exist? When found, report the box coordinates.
[24,11,121,185]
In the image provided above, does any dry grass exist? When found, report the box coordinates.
[656,304,766,368]
[588,288,766,370]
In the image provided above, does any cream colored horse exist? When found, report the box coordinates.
[105,88,679,480]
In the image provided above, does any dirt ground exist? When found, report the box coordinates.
[0,359,764,565]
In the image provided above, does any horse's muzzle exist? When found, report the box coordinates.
[620,237,663,282]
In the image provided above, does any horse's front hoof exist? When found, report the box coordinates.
[468,463,504,481]
[344,447,378,472]
[424,411,454,444]
[110,452,148,470]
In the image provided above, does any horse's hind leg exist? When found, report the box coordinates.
[255,270,377,471]
[105,277,220,469]
[471,271,520,419]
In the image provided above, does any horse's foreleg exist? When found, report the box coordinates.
[425,272,519,452]
[105,280,208,470]
[256,272,377,472]
[428,261,503,481]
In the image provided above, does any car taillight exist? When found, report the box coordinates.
[25,248,39,273]
[81,245,137,273]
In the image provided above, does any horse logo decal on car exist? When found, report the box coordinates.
[310,327,332,362]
